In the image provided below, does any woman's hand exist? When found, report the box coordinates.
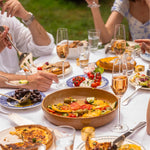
[85,0,99,5]
[135,39,150,53]
[24,71,59,92]
[1,0,29,20]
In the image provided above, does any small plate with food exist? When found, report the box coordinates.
[129,72,150,90]
[0,89,45,109]
[76,136,145,150]
[20,61,72,77]
[66,74,109,89]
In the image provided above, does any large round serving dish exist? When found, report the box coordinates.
[42,87,118,129]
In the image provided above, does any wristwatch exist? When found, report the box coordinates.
[22,12,35,26]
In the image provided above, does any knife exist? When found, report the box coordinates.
[111,121,146,149]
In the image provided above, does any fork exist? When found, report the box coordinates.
[0,26,36,73]
[122,84,142,106]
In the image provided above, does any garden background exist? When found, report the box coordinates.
[20,0,129,42]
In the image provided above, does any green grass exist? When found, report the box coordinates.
[20,0,129,41]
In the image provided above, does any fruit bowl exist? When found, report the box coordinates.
[42,87,118,129]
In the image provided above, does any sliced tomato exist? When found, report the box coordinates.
[47,108,55,113]
[61,105,71,111]
[70,102,80,110]
[68,113,77,118]
[80,104,93,110]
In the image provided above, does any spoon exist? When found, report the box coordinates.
[0,92,31,104]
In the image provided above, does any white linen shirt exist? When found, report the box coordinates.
[111,0,150,40]
[0,13,55,73]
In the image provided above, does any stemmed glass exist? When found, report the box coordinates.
[87,0,100,8]
[56,28,69,89]
[113,24,126,58]
[111,58,128,133]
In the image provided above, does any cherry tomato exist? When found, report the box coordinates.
[37,66,43,70]
[73,80,80,87]
[91,82,97,88]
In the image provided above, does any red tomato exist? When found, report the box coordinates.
[37,66,43,70]
[80,104,93,110]
[70,102,80,110]
[96,73,102,80]
[68,113,77,118]
[89,74,94,80]
[91,82,97,88]
[47,108,55,113]
[73,81,80,87]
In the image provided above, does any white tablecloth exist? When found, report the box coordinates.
[0,49,150,149]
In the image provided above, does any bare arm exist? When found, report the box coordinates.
[1,0,50,46]
[0,71,59,92]
[86,0,123,43]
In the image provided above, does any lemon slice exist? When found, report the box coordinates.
[19,80,29,84]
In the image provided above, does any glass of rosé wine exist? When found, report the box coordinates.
[111,57,128,133]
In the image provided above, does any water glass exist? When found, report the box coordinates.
[78,44,90,68]
[123,51,135,76]
[53,125,76,150]
[88,29,100,52]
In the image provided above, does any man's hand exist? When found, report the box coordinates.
[24,71,59,92]
[1,0,29,20]
[0,26,12,52]
[135,39,150,53]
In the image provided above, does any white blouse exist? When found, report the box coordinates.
[0,13,55,73]
[111,0,150,40]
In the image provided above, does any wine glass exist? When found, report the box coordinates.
[56,28,69,88]
[113,24,126,58]
[87,0,100,8]
[111,57,128,133]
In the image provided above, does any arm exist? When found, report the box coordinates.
[86,0,123,44]
[135,39,150,53]
[0,71,59,92]
[1,0,50,46]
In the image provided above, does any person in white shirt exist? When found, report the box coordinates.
[0,0,58,91]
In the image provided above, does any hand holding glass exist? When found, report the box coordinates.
[87,0,100,8]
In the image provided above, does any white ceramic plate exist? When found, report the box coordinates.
[76,136,145,150]
[17,64,72,78]
[140,53,150,62]
[129,73,150,90]
[0,126,54,150]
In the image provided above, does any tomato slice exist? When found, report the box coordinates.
[70,102,80,110]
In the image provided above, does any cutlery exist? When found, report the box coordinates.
[111,121,146,149]
[0,26,35,73]
[122,85,142,106]
[0,110,34,125]
[105,39,115,54]
[0,92,31,104]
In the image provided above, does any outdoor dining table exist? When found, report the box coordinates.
[0,47,150,149]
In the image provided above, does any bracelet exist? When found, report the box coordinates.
[22,12,35,26]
